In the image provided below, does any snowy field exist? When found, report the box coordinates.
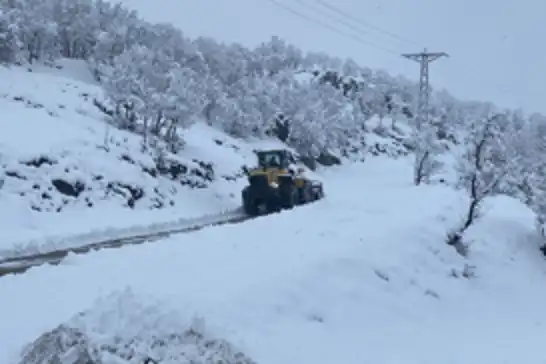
[2,1,545,362]
[2,157,544,364]
[0,61,291,257]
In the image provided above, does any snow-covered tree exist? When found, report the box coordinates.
[504,114,546,244]
[160,65,208,151]
[100,43,207,152]
[90,2,142,67]
[100,44,162,131]
[9,0,59,63]
[341,57,360,78]
[447,111,514,253]
[0,9,19,63]
[254,35,303,75]
[51,0,99,59]
[270,78,355,158]
[413,129,441,186]
[410,105,443,186]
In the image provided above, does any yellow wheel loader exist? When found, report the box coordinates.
[241,149,324,216]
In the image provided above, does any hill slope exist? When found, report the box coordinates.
[0,61,258,252]
[0,49,417,257]
[115,0,545,113]
[1,157,544,364]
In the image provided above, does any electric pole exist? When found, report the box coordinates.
[402,48,448,186]
[402,48,448,128]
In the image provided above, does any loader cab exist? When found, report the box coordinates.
[256,150,294,170]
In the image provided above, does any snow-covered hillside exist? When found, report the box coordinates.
[0,61,262,253]
[4,1,546,363]
[2,157,544,364]
[117,0,546,114]
[0,54,415,257]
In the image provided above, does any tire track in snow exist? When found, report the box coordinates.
[0,210,251,277]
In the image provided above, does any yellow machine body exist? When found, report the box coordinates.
[248,167,289,186]
[241,148,324,216]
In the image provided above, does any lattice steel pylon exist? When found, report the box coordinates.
[402,48,448,129]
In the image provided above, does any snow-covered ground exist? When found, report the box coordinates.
[2,157,544,364]
[0,61,288,256]
[0,59,411,259]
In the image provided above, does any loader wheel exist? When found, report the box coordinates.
[278,176,297,210]
[280,187,297,209]
[244,201,261,216]
[242,188,259,216]
[309,181,324,201]
[298,185,313,205]
[266,198,282,214]
[313,186,324,201]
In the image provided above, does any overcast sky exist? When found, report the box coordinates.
[119,0,546,114]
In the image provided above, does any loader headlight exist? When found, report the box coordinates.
[270,181,279,188]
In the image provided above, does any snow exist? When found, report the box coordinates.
[0,60,343,259]
[1,56,409,259]
[29,58,101,85]
[1,3,544,362]
[2,156,545,364]
[114,0,546,114]
[0,62,269,256]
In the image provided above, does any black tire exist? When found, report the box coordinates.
[278,175,296,210]
[299,182,315,204]
[296,186,305,205]
[242,188,259,216]
[314,185,324,201]
[266,196,282,213]
[309,181,324,201]
[280,187,297,209]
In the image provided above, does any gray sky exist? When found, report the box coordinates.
[119,0,546,114]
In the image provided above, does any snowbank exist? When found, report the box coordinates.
[16,289,257,364]
[1,157,544,364]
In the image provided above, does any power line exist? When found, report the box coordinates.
[262,0,401,55]
[313,0,422,47]
[293,0,395,47]
[263,0,451,127]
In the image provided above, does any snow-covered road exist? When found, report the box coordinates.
[2,156,545,364]
[0,208,249,277]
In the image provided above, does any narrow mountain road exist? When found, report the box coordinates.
[0,213,251,277]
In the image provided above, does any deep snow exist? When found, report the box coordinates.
[2,156,544,364]
[0,59,411,259]
[0,60,288,256]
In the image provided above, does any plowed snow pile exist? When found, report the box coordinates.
[1,157,545,364]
